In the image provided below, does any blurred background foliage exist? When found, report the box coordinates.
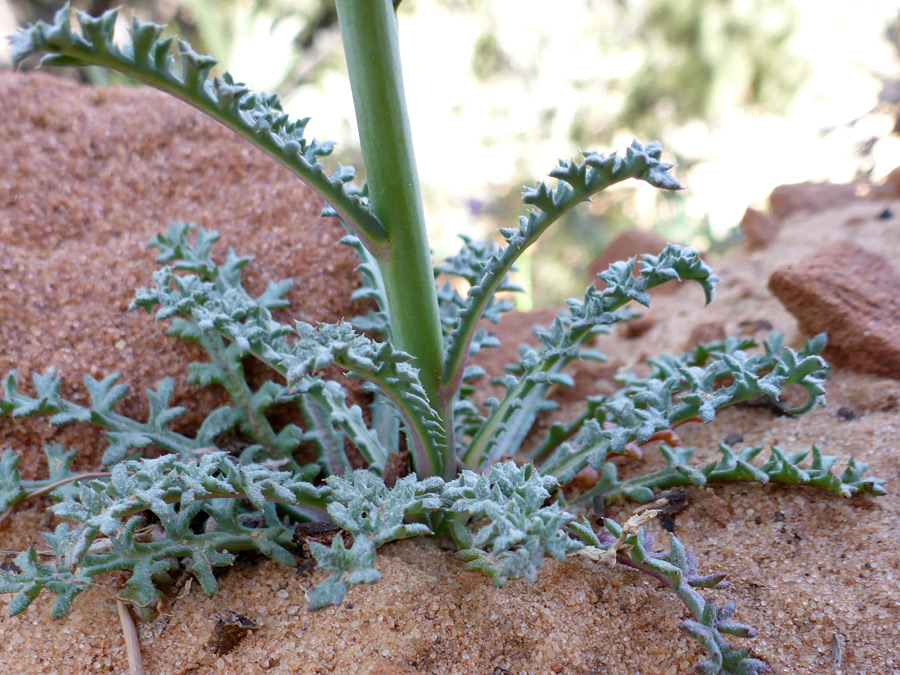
[3,0,899,306]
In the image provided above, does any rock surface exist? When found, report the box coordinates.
[768,240,900,378]
[738,206,780,249]
[768,181,863,220]
[869,165,900,198]
[682,321,726,351]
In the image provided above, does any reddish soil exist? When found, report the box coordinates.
[1,72,899,675]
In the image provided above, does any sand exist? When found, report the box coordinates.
[1,72,898,675]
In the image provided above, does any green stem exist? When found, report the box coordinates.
[335,0,444,414]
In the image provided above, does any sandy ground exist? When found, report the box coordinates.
[1,72,899,675]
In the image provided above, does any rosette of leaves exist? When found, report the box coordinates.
[0,452,326,619]
[305,470,443,609]
[442,462,583,585]
[1,5,888,674]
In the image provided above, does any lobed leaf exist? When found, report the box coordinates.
[539,333,831,486]
[587,443,885,507]
[443,462,582,585]
[0,452,326,619]
[571,521,764,674]
[441,140,683,398]
[10,6,384,245]
[461,244,716,468]
[307,471,444,608]
[0,368,214,465]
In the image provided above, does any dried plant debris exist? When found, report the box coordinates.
[830,633,845,671]
[207,611,260,655]
[293,521,352,575]
[655,488,689,516]
[293,522,353,560]
[381,449,411,488]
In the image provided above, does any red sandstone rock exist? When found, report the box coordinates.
[739,206,780,248]
[768,241,900,378]
[683,321,726,351]
[621,313,657,339]
[0,72,365,475]
[869,165,900,198]
[768,182,862,220]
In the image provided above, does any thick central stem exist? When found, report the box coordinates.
[335,0,444,413]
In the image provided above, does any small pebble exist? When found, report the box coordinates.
[837,407,856,421]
